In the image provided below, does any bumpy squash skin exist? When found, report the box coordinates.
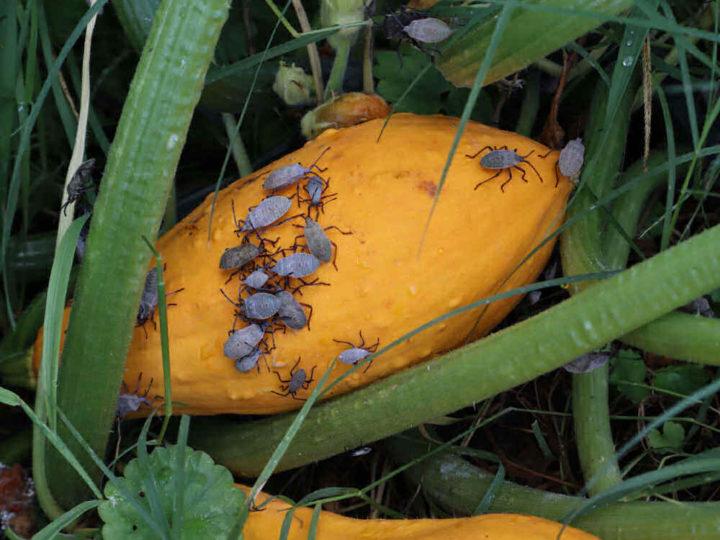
[36,114,571,415]
[239,485,598,540]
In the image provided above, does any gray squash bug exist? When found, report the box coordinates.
[275,290,310,330]
[116,373,155,418]
[236,196,294,232]
[262,147,330,191]
[223,324,265,360]
[293,217,352,270]
[466,145,544,192]
[334,330,380,371]
[219,242,262,270]
[242,292,282,321]
[235,348,263,373]
[558,138,585,179]
[136,267,183,337]
[272,252,321,279]
[299,176,338,218]
[271,357,316,400]
[538,138,585,186]
[244,269,271,291]
[403,18,453,44]
[61,158,96,215]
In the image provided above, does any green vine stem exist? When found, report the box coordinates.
[47,0,229,509]
[604,155,720,362]
[386,434,720,540]
[191,221,720,476]
[561,69,640,494]
[324,37,351,99]
[623,313,720,364]
[435,0,633,88]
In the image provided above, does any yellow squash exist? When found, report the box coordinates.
[238,485,598,540]
[36,114,571,415]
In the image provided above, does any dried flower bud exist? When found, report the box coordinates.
[272,61,315,106]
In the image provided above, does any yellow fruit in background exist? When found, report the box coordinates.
[35,113,571,415]
[237,484,599,540]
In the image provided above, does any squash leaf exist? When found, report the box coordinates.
[99,445,243,539]
[375,47,450,114]
[609,349,648,403]
[654,365,710,397]
[647,421,685,454]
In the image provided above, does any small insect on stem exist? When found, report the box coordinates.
[262,147,331,192]
[61,158,96,215]
[136,267,184,338]
[271,357,316,400]
[539,138,585,186]
[466,145,545,192]
[333,330,380,372]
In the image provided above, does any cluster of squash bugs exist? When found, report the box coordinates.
[217,146,357,398]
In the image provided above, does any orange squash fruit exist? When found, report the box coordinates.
[238,484,598,540]
[34,113,571,415]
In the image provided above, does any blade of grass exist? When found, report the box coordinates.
[141,237,173,442]
[37,3,77,148]
[656,85,677,251]
[473,464,505,515]
[237,360,337,530]
[55,407,167,536]
[307,503,322,540]
[32,215,87,519]
[171,415,191,540]
[136,414,171,536]
[31,500,101,540]
[0,388,102,502]
[418,0,516,254]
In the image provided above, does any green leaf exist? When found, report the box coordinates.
[436,0,634,88]
[709,288,720,303]
[609,349,648,402]
[654,365,710,396]
[375,47,450,114]
[98,446,243,540]
[647,421,685,453]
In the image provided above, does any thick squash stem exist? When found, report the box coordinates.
[387,434,720,540]
[191,220,720,475]
[47,0,230,509]
[561,70,640,495]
